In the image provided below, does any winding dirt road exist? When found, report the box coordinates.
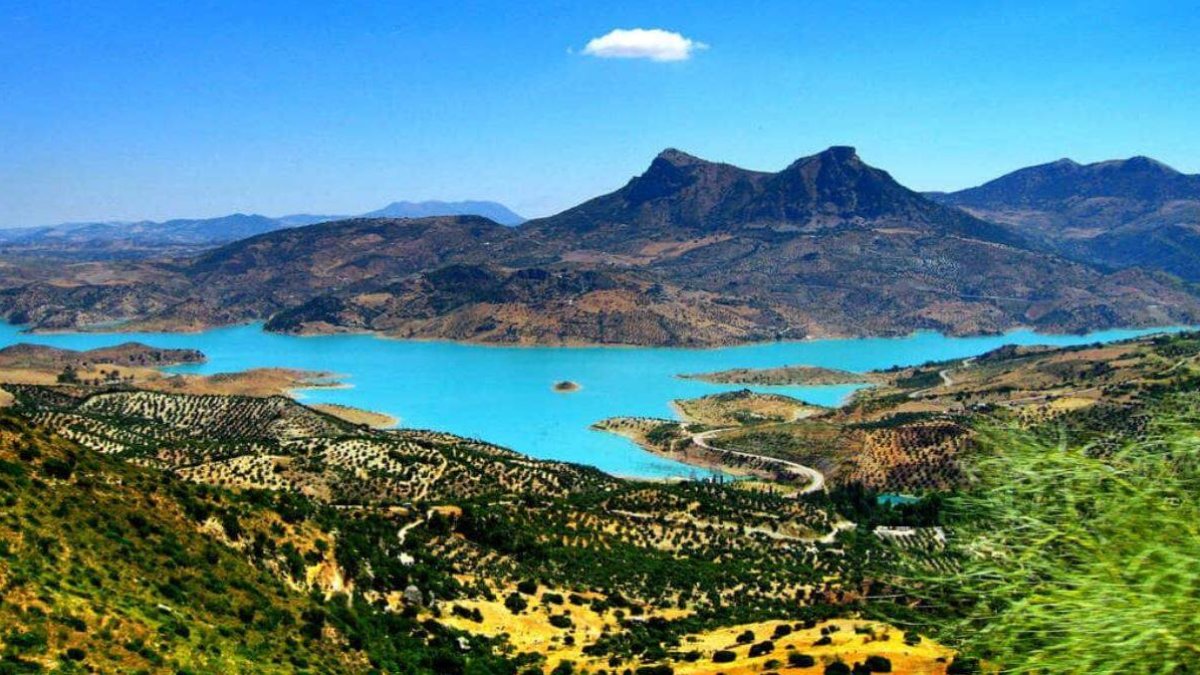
[683,431,858,543]
[909,356,975,399]
[691,427,827,495]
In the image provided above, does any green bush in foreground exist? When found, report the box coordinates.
[922,394,1200,673]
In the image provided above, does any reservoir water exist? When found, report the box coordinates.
[0,322,1181,478]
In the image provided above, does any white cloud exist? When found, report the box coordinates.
[582,28,707,62]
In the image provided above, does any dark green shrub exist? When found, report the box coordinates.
[504,592,528,614]
[864,655,892,672]
[748,640,774,657]
[712,650,736,663]
[0,459,26,478]
[42,457,75,480]
[947,656,980,674]
[451,605,475,620]
[789,652,816,667]
[5,628,48,652]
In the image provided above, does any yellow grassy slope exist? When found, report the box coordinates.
[440,586,951,673]
[671,619,951,674]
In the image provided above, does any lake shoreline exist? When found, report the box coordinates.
[593,416,762,481]
[0,320,1186,480]
[12,317,1192,352]
[311,403,399,429]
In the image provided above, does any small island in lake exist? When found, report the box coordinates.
[552,380,581,393]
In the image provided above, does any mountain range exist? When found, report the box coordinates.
[928,156,1200,280]
[0,147,1197,345]
[0,200,524,258]
[526,146,1022,250]
[361,200,524,225]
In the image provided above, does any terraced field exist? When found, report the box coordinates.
[0,412,518,673]
[12,332,1195,671]
[602,333,1200,500]
[5,385,615,504]
[673,389,821,426]
[0,381,961,672]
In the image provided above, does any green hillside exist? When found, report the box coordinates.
[0,413,520,673]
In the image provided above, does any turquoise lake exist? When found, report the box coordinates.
[0,323,1183,478]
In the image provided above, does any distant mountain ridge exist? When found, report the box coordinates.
[0,213,286,246]
[1,146,1197,344]
[362,200,525,225]
[929,155,1200,280]
[0,200,525,257]
[934,156,1200,207]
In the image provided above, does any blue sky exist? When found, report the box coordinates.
[1,0,1197,226]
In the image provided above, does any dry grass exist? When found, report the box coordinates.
[438,584,676,667]
[674,390,820,426]
[311,403,397,428]
[670,619,952,674]
[441,600,953,674]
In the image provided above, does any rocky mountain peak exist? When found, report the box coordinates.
[1108,155,1179,175]
[653,148,708,167]
[817,145,860,163]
